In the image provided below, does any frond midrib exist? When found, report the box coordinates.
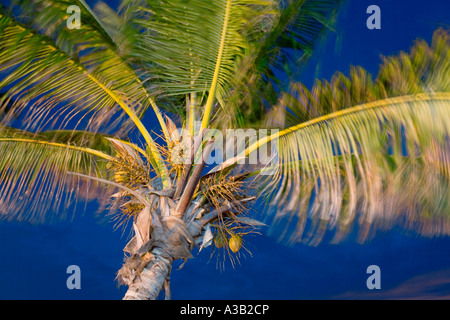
[0,137,114,160]
[201,0,232,129]
[243,92,450,157]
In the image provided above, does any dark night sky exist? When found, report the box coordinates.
[0,0,449,299]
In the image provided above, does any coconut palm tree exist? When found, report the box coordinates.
[0,0,449,300]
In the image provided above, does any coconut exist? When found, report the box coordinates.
[213,232,227,248]
[228,235,242,253]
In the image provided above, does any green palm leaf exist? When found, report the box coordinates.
[0,10,129,133]
[247,29,450,244]
[260,93,450,244]
[133,0,276,127]
[209,0,342,128]
[133,0,341,130]
[0,127,115,222]
[9,0,169,131]
[0,9,170,183]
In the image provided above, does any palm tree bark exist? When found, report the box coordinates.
[122,247,173,300]
[121,214,199,300]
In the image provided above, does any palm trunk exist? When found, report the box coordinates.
[120,196,255,299]
[122,247,173,300]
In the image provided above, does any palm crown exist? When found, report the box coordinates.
[0,0,449,299]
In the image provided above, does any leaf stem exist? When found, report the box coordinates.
[200,0,232,130]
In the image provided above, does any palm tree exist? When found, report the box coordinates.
[0,0,449,300]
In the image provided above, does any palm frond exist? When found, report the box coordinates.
[251,29,450,244]
[0,9,170,183]
[0,127,116,222]
[0,10,125,133]
[267,28,450,127]
[214,0,342,128]
[133,0,276,126]
[7,0,169,134]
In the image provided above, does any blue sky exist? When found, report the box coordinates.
[0,0,449,299]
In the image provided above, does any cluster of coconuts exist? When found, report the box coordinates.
[105,161,129,184]
[106,158,146,185]
[213,232,243,253]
